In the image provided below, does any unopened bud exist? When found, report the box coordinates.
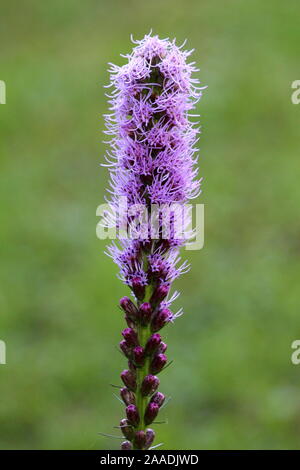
[151,308,172,332]
[150,353,167,374]
[126,404,140,427]
[144,402,159,425]
[128,359,137,372]
[157,341,167,354]
[140,374,160,396]
[150,284,170,305]
[125,315,135,329]
[134,430,147,449]
[120,369,137,391]
[120,418,134,440]
[139,302,152,325]
[120,387,136,406]
[132,277,146,301]
[121,328,138,347]
[121,440,132,450]
[145,428,155,449]
[120,297,138,320]
[150,391,165,407]
[119,340,132,358]
[132,346,145,367]
[145,333,161,355]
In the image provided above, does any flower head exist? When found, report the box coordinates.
[103,33,204,450]
[104,33,203,300]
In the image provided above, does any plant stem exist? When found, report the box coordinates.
[135,324,150,445]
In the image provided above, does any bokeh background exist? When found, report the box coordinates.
[1,0,300,450]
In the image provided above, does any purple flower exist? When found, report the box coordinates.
[103,33,203,450]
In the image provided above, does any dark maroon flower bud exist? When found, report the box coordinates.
[121,369,136,391]
[125,315,135,329]
[150,308,172,332]
[121,328,138,347]
[126,404,140,427]
[157,341,167,354]
[150,391,165,407]
[134,430,147,449]
[150,353,167,374]
[139,302,152,325]
[132,277,145,301]
[121,440,132,450]
[132,346,145,366]
[119,340,132,358]
[141,374,160,396]
[150,284,170,305]
[128,359,137,372]
[120,418,134,440]
[144,402,159,425]
[120,297,138,320]
[145,333,161,355]
[120,387,136,406]
[145,428,155,449]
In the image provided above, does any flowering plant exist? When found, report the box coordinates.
[103,33,204,450]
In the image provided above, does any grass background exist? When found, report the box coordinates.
[1,0,300,449]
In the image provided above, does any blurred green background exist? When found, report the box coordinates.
[1,0,300,450]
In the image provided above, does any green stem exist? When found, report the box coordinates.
[136,325,150,430]
[133,250,154,449]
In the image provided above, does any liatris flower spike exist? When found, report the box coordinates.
[103,33,204,449]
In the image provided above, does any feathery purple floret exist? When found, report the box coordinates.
[103,33,204,450]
